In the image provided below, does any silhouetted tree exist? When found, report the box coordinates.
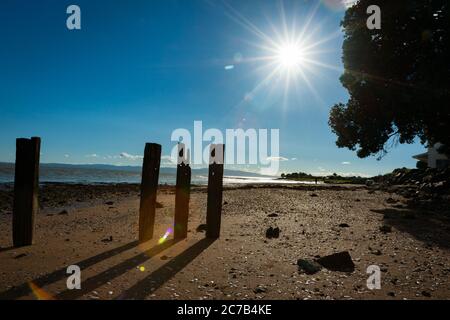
[329,0,450,158]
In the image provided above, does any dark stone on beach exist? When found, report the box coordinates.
[297,259,322,275]
[105,201,114,205]
[46,214,54,217]
[422,291,432,298]
[380,225,392,233]
[14,253,27,259]
[272,227,280,238]
[161,255,169,260]
[339,223,350,228]
[386,197,398,204]
[310,193,319,197]
[254,286,267,294]
[58,210,69,215]
[223,201,228,205]
[156,202,164,208]
[316,251,355,273]
[265,227,280,239]
[101,236,113,242]
[196,224,207,233]
[371,249,382,256]
[387,292,396,297]
[268,213,279,218]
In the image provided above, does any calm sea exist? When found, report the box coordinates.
[0,163,308,185]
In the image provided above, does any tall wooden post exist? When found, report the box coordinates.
[13,137,41,247]
[139,143,161,243]
[174,144,191,239]
[206,144,225,238]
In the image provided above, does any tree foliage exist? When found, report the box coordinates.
[329,0,450,158]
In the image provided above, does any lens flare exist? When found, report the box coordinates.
[158,227,173,245]
[29,281,55,300]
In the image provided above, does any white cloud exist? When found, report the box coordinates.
[85,154,98,158]
[119,152,143,161]
[291,158,297,161]
[266,156,289,162]
[224,65,235,70]
[64,154,70,158]
[342,161,351,165]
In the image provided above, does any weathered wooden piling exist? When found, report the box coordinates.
[139,143,161,243]
[13,137,41,247]
[206,144,225,238]
[174,144,191,239]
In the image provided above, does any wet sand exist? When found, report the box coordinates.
[0,183,449,300]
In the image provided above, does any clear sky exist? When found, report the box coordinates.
[0,0,426,177]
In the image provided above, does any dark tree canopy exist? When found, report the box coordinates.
[329,0,450,158]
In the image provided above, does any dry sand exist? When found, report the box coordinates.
[0,183,449,300]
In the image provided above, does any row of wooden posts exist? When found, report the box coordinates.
[12,137,225,248]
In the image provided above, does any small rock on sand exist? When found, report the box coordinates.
[101,236,113,242]
[316,251,355,273]
[297,259,322,275]
[253,286,267,294]
[58,210,69,215]
[265,227,280,239]
[386,197,398,204]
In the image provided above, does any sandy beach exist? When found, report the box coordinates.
[0,183,449,300]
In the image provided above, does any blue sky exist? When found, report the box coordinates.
[0,0,425,176]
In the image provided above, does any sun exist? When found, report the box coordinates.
[218,0,342,108]
[276,43,306,69]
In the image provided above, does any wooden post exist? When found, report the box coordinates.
[139,143,161,243]
[174,144,191,239]
[13,137,41,247]
[206,144,225,238]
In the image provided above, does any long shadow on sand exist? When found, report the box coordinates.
[371,207,450,249]
[0,246,16,253]
[117,238,216,300]
[0,240,140,300]
[55,239,180,300]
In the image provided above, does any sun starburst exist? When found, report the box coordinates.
[219,0,343,110]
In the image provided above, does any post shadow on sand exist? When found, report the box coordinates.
[56,239,180,300]
[0,246,17,253]
[117,237,216,300]
[371,207,450,249]
[0,240,140,300]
